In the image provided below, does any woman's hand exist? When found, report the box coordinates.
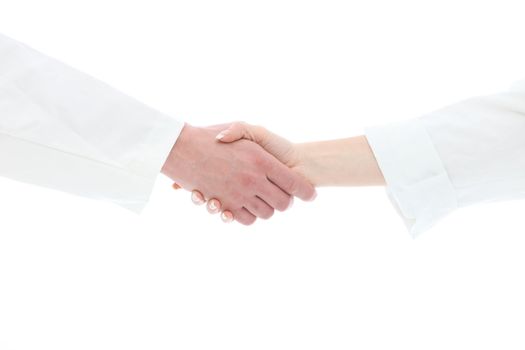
[216,122,306,174]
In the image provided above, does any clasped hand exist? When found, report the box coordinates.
[162,123,317,225]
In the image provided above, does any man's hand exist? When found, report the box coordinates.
[162,124,316,225]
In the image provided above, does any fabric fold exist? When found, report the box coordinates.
[365,119,458,237]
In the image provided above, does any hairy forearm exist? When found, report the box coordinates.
[295,136,385,187]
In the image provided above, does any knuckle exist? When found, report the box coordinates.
[253,124,267,133]
[252,125,267,138]
[232,121,247,130]
[249,125,266,141]
[253,155,270,170]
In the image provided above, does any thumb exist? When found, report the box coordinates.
[215,122,263,143]
[215,122,297,168]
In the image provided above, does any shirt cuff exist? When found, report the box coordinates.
[120,115,185,213]
[0,115,184,215]
[364,118,458,237]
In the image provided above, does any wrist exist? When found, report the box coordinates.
[161,123,196,181]
[294,142,326,187]
[295,136,386,187]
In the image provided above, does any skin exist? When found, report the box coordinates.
[162,123,317,225]
[177,122,386,222]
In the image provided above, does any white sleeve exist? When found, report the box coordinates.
[0,33,184,213]
[365,81,525,237]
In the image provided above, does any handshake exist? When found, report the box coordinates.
[161,122,386,225]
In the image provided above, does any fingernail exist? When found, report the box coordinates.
[208,199,219,213]
[221,212,233,223]
[309,190,318,201]
[216,130,230,140]
[191,192,205,205]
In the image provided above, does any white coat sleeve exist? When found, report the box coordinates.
[0,33,184,213]
[365,81,525,237]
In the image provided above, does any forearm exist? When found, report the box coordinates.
[0,33,184,212]
[296,135,385,187]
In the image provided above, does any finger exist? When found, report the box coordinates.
[267,163,317,202]
[191,190,206,205]
[216,122,290,154]
[215,122,247,143]
[245,197,275,220]
[221,210,234,223]
[215,122,265,143]
[233,208,257,226]
[258,182,293,212]
[172,183,182,190]
[207,198,222,214]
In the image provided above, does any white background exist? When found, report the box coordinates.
[1,1,525,349]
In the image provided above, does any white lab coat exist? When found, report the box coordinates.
[0,33,184,213]
[366,81,525,237]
